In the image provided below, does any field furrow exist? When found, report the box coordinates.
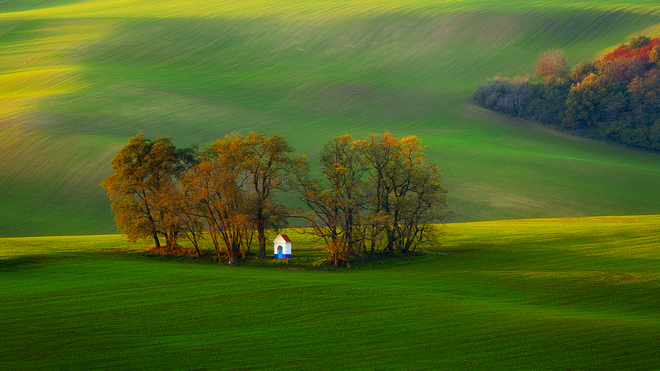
[1,216,658,369]
[2,1,660,236]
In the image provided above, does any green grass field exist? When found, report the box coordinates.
[1,216,658,370]
[2,2,660,369]
[2,0,660,236]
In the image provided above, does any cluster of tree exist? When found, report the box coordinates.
[291,133,450,266]
[101,133,291,263]
[102,132,449,266]
[473,36,660,151]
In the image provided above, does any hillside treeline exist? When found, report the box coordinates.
[102,133,449,266]
[473,36,660,151]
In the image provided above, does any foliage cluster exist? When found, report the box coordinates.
[102,132,449,266]
[102,133,292,263]
[292,133,450,266]
[473,36,660,150]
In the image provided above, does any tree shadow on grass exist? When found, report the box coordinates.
[0,257,48,270]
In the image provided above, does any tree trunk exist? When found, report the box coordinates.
[152,231,161,248]
[330,237,339,267]
[230,241,240,264]
[257,227,267,259]
[256,207,267,259]
[191,235,201,257]
[345,211,354,256]
[210,233,222,262]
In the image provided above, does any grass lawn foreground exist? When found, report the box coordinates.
[1,216,659,370]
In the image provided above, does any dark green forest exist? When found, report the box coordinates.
[473,36,660,151]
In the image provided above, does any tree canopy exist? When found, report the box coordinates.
[473,35,660,151]
[101,134,197,250]
[535,49,568,84]
[291,133,450,266]
[103,132,449,266]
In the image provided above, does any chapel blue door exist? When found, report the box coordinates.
[277,246,283,259]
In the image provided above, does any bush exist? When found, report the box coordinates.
[570,61,597,83]
[535,49,568,84]
[629,35,651,50]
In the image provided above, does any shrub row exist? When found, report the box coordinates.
[473,36,660,151]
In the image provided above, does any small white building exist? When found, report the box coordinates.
[273,234,292,259]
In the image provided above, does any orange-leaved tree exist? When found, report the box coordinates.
[101,134,197,249]
[357,133,449,255]
[291,133,450,265]
[181,135,253,263]
[535,49,568,84]
[242,132,293,259]
[290,134,366,266]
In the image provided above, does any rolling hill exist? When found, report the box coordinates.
[2,0,660,236]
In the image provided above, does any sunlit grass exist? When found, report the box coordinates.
[3,0,660,21]
[2,0,660,236]
[0,68,82,98]
[0,234,134,259]
[1,215,659,369]
[0,19,109,120]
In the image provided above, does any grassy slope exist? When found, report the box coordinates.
[1,216,659,370]
[2,1,660,236]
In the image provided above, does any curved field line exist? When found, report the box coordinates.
[0,139,119,235]
[3,1,660,236]
[1,0,659,21]
[0,134,119,235]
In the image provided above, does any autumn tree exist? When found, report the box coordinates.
[569,61,597,83]
[357,133,449,255]
[565,73,617,128]
[290,155,346,266]
[242,133,293,259]
[104,132,448,264]
[178,193,205,258]
[629,35,651,50]
[290,135,367,266]
[649,46,660,64]
[181,137,253,263]
[535,49,568,84]
[597,58,646,83]
[628,68,660,96]
[475,35,660,151]
[179,133,292,262]
[292,133,449,265]
[320,134,367,257]
[101,134,196,249]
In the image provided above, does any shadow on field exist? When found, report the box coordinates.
[137,248,449,271]
[0,257,48,270]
